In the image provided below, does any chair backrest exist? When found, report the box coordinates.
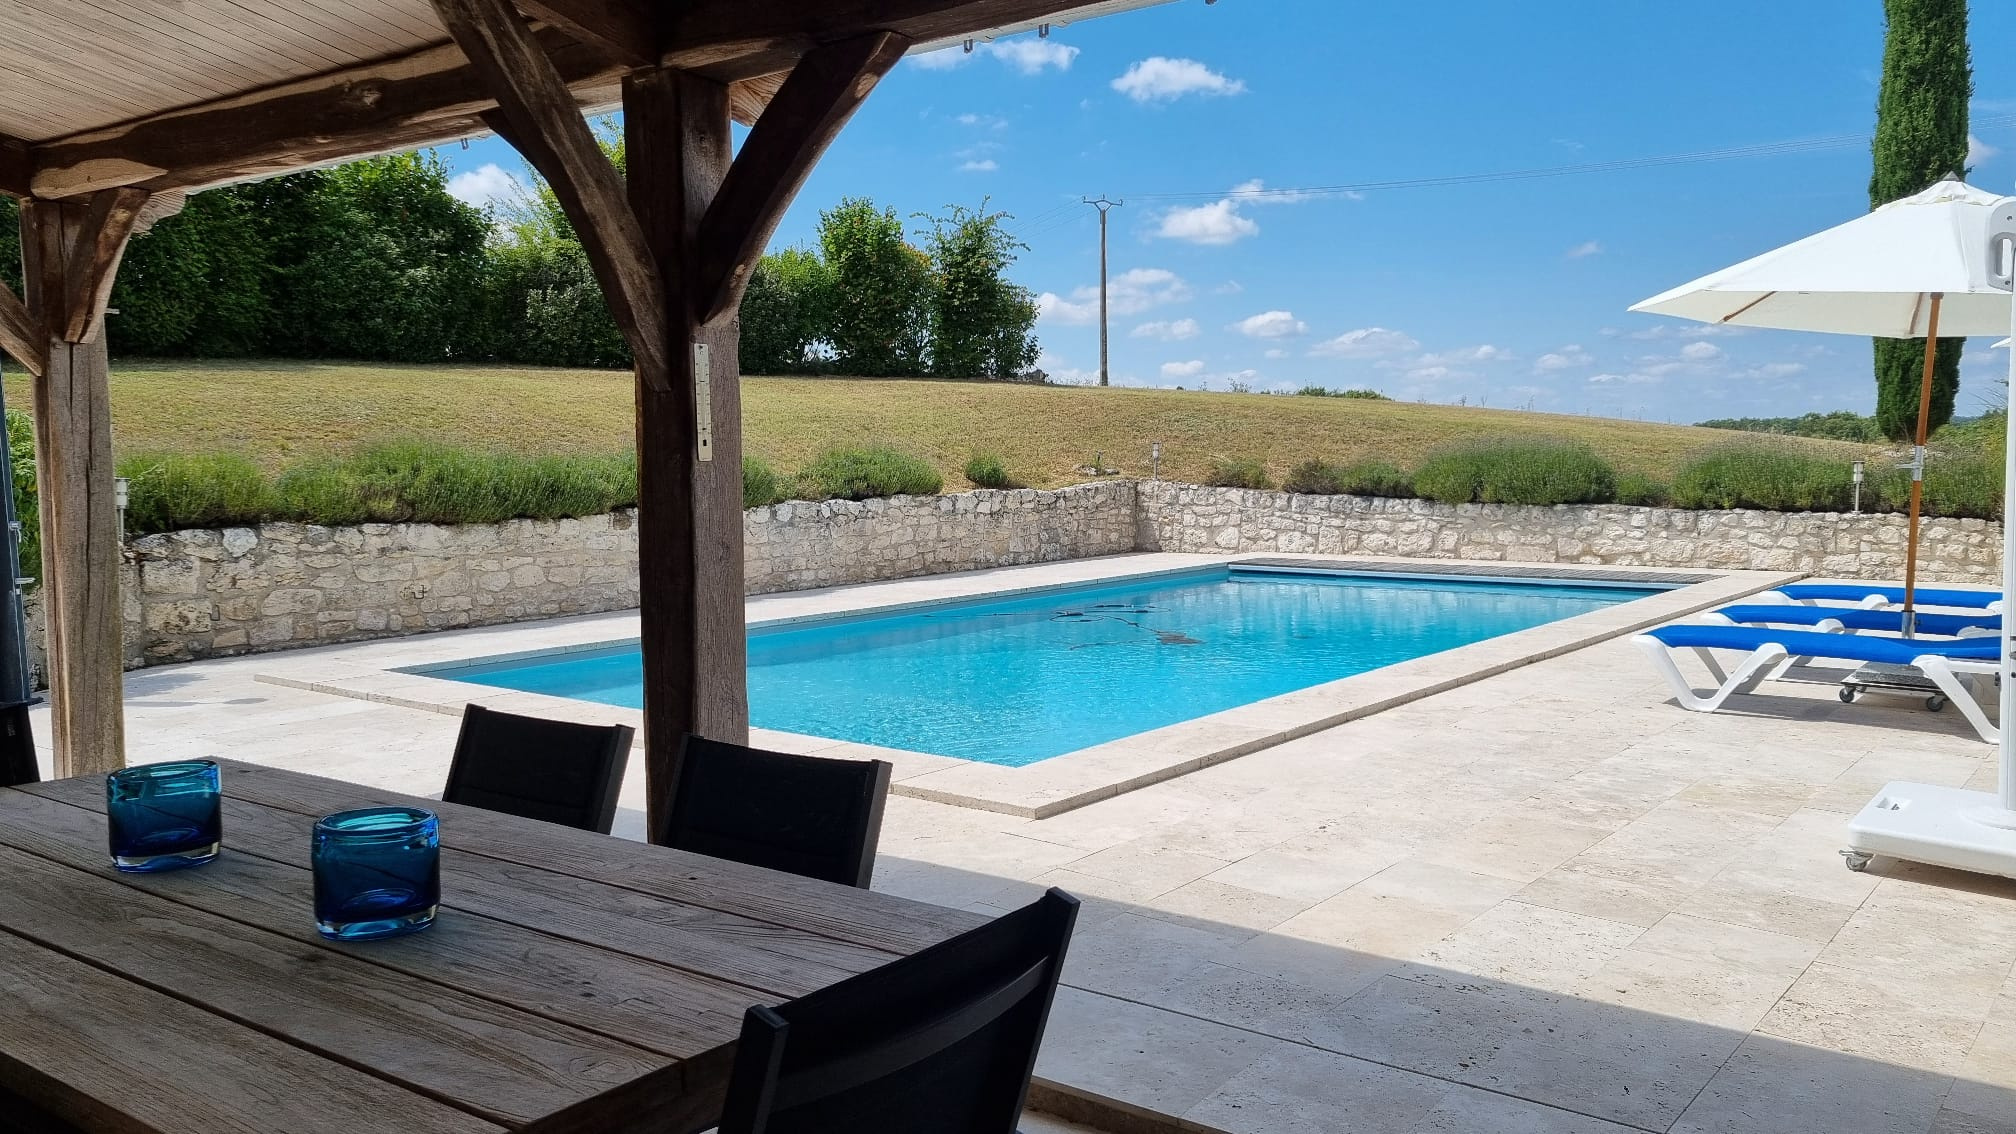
[660,735,891,888]
[441,704,632,834]
[0,702,37,787]
[718,888,1080,1134]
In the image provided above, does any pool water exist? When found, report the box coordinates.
[421,567,1661,766]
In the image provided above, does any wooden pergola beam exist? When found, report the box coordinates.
[694,31,908,323]
[0,135,28,199]
[21,0,1109,199]
[517,0,659,68]
[0,283,44,378]
[433,0,672,392]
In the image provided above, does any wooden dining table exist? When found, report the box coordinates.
[0,758,986,1133]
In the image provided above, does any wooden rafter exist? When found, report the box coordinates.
[434,0,672,391]
[29,36,623,199]
[18,0,1121,198]
[517,0,659,68]
[0,282,43,378]
[0,135,27,199]
[695,32,910,323]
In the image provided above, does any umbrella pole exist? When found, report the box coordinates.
[1901,293,1943,637]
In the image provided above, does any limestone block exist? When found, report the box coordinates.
[139,557,200,596]
[145,600,212,634]
[221,528,258,557]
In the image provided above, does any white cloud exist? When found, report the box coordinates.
[1155,199,1260,245]
[1234,310,1308,339]
[1226,178,1333,206]
[1622,322,1751,341]
[1565,240,1603,259]
[959,159,999,173]
[1406,365,1454,382]
[1741,361,1807,379]
[1264,348,1288,360]
[957,113,1008,129]
[1416,344,1511,365]
[1588,372,1659,385]
[1036,268,1192,324]
[1132,318,1201,341]
[910,39,1078,74]
[1214,280,1245,295]
[985,38,1079,74]
[447,163,519,209]
[1309,327,1419,358]
[1161,360,1207,379]
[1679,341,1723,361]
[1971,133,1999,166]
[1112,57,1247,103]
[1534,345,1594,372]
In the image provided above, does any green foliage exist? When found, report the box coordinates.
[963,453,1013,489]
[1668,445,1855,512]
[1870,0,1972,440]
[742,456,784,509]
[1614,472,1670,507]
[740,248,833,375]
[1334,460,1414,497]
[1282,459,1345,494]
[6,411,36,583]
[1204,457,1272,490]
[1695,411,1882,442]
[1296,386,1391,400]
[919,203,1040,380]
[797,446,944,500]
[1413,439,1617,506]
[819,199,937,377]
[118,453,273,533]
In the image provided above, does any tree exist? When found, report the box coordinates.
[919,203,1040,380]
[818,198,935,377]
[1870,0,1972,441]
[739,247,832,374]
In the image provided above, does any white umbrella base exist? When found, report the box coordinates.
[1845,782,2016,877]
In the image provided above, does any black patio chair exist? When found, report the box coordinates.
[717,887,1080,1134]
[658,735,891,888]
[441,704,632,834]
[0,701,38,786]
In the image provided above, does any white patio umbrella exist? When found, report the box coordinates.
[1632,176,2011,633]
[1635,179,2016,880]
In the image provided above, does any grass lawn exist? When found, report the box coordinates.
[24,358,1857,489]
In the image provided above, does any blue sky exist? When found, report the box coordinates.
[440,0,2016,423]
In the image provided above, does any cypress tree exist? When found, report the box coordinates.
[1869,0,1972,441]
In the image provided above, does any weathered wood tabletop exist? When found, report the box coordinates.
[0,758,985,1133]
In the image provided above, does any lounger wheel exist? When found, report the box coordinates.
[1838,686,1857,703]
[1926,695,1947,712]
[1842,850,1873,872]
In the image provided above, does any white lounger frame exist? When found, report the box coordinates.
[1632,633,2001,743]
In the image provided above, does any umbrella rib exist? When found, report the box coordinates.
[1718,292,1776,323]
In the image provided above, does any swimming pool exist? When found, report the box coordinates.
[417,566,1666,766]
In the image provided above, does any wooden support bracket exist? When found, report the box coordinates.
[0,281,43,378]
[516,0,659,68]
[435,0,673,391]
[694,31,910,323]
[60,188,149,344]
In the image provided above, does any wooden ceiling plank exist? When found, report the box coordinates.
[660,0,1115,80]
[516,0,660,68]
[695,31,909,323]
[430,0,671,390]
[29,36,621,198]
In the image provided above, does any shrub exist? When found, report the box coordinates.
[1668,445,1854,512]
[1282,459,1344,494]
[1204,457,1271,490]
[1614,472,1669,507]
[742,456,783,508]
[963,453,1012,489]
[1295,386,1390,400]
[1412,439,1616,507]
[797,446,943,500]
[5,411,36,583]
[271,457,375,526]
[1334,460,1414,498]
[119,452,272,533]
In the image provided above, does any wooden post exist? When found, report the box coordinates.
[624,69,750,833]
[17,190,150,777]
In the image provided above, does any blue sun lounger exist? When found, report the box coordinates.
[1756,583,2002,612]
[1633,623,2002,742]
[1707,604,1998,638]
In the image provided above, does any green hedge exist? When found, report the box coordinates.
[1412,439,1617,507]
[1205,457,1272,490]
[1668,446,1854,512]
[1283,459,1413,498]
[795,446,943,501]
[963,453,1013,489]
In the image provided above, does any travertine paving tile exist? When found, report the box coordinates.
[1407,900,1645,995]
[1034,987,1283,1120]
[1671,1034,1952,1134]
[1574,912,1820,1031]
[1759,963,1990,1072]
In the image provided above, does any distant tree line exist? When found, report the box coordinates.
[1695,411,1885,442]
[0,146,1041,381]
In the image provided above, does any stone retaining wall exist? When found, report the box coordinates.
[1135,481,2001,582]
[20,478,2000,677]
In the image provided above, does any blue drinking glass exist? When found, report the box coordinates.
[105,760,222,872]
[312,807,440,941]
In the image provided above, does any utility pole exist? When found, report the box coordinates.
[1084,196,1122,386]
